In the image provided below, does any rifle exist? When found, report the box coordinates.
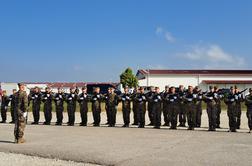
[237,88,248,95]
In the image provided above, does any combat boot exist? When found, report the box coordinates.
[16,138,25,144]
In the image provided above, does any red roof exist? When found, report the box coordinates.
[137,69,252,75]
[23,82,119,88]
[202,80,252,84]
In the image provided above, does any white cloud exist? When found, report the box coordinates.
[155,26,175,43]
[155,27,163,35]
[73,65,83,71]
[181,44,246,69]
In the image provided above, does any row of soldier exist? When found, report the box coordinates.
[1,85,252,132]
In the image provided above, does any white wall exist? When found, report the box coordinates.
[138,74,252,91]
[0,83,18,95]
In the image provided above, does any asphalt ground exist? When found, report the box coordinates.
[0,111,252,166]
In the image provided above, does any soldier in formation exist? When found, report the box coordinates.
[2,84,252,133]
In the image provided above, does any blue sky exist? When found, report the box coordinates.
[0,0,251,82]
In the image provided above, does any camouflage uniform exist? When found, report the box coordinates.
[204,92,218,131]
[29,92,41,124]
[215,92,223,128]
[120,93,131,127]
[162,91,171,126]
[152,92,162,129]
[135,92,147,128]
[184,92,197,130]
[166,93,179,129]
[245,93,252,132]
[66,93,77,126]
[42,92,53,125]
[78,92,89,126]
[235,92,243,129]
[105,92,118,127]
[1,94,9,123]
[225,93,238,132]
[91,92,102,126]
[14,90,28,143]
[178,90,186,127]
[195,92,203,127]
[146,90,155,125]
[9,94,16,123]
[54,92,65,125]
[132,91,139,125]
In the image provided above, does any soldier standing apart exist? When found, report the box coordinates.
[166,86,179,129]
[66,88,77,126]
[1,90,10,123]
[214,86,222,128]
[9,89,17,123]
[224,86,238,132]
[162,85,170,126]
[42,87,53,125]
[14,83,28,144]
[194,86,203,128]
[245,88,252,133]
[135,87,147,128]
[78,86,89,126]
[178,85,186,127]
[152,87,162,129]
[120,86,131,127]
[105,87,119,127]
[29,87,41,125]
[234,86,244,129]
[54,88,65,125]
[91,87,102,127]
[184,86,197,130]
[146,86,155,126]
[204,86,218,131]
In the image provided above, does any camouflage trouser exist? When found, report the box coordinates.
[132,103,138,124]
[207,103,217,130]
[153,105,161,128]
[32,105,40,123]
[1,108,7,122]
[92,107,101,125]
[14,112,26,140]
[246,110,252,130]
[122,106,130,125]
[227,105,238,131]
[186,104,196,129]
[10,107,15,122]
[216,103,221,127]
[148,104,154,124]
[195,103,202,127]
[137,107,146,127]
[179,103,186,126]
[236,104,242,128]
[56,106,64,124]
[168,103,178,128]
[163,104,170,125]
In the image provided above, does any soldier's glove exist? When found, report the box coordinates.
[23,112,27,118]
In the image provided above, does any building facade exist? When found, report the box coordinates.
[136,69,252,92]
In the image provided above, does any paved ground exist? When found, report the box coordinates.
[0,152,97,166]
[0,111,252,166]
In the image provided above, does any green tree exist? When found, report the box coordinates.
[120,67,138,88]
